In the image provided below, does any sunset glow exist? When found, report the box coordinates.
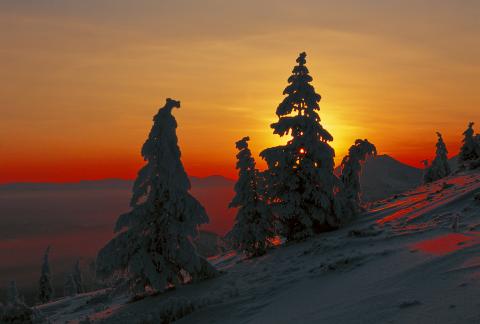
[1,1,479,183]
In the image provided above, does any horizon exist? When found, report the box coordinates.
[0,174,236,185]
[0,153,431,185]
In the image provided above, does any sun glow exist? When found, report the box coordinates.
[0,1,477,183]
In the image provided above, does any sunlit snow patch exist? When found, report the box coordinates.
[411,232,480,255]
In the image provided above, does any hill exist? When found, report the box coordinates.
[37,169,480,323]
[360,154,422,201]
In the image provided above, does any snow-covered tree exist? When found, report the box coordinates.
[96,98,217,294]
[227,137,274,257]
[424,132,451,183]
[38,246,53,304]
[64,274,77,297]
[7,281,19,305]
[260,52,337,241]
[73,260,83,294]
[336,139,377,221]
[2,281,36,323]
[459,122,480,170]
[0,302,33,323]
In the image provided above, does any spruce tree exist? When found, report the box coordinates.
[228,137,274,257]
[336,139,377,220]
[424,132,451,183]
[96,98,217,294]
[38,246,53,304]
[73,260,83,294]
[64,274,77,297]
[7,281,19,305]
[459,122,480,169]
[1,281,33,323]
[260,52,337,241]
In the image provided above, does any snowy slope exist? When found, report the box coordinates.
[38,170,480,323]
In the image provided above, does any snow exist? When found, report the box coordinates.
[38,169,480,323]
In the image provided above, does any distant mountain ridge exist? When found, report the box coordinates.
[1,155,424,202]
[0,175,235,191]
[0,178,132,191]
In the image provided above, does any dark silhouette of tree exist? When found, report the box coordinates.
[64,274,77,297]
[38,246,53,303]
[96,98,217,294]
[459,122,480,170]
[228,137,274,257]
[1,281,33,323]
[336,139,377,220]
[261,52,337,241]
[424,132,451,183]
[73,260,83,294]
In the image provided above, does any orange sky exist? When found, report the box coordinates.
[1,1,479,183]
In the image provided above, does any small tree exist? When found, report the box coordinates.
[227,137,274,257]
[1,283,33,324]
[73,260,83,294]
[6,281,19,305]
[38,246,53,304]
[260,52,337,241]
[2,281,39,323]
[96,98,217,294]
[335,139,377,221]
[424,132,451,183]
[64,274,77,297]
[459,122,480,169]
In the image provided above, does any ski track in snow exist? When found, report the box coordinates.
[39,171,480,324]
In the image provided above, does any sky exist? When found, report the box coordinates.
[1,0,479,183]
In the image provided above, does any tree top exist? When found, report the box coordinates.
[235,136,250,150]
[164,98,181,112]
[296,52,307,66]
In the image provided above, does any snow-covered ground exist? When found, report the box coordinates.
[39,170,480,323]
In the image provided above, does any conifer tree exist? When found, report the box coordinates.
[459,122,480,169]
[64,274,77,297]
[38,246,53,304]
[227,137,274,257]
[96,98,217,294]
[7,281,19,305]
[1,281,34,323]
[424,132,451,183]
[336,139,377,220]
[73,260,83,294]
[260,52,337,241]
